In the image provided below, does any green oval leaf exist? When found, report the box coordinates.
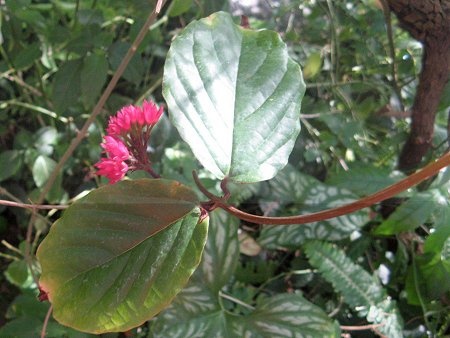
[0,150,23,182]
[108,41,144,85]
[80,52,108,107]
[163,11,305,183]
[168,0,193,17]
[37,179,208,333]
[4,260,34,289]
[373,192,437,235]
[303,51,322,79]
[52,59,83,113]
[32,155,57,188]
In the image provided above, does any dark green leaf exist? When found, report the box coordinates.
[408,225,450,300]
[52,59,83,113]
[4,260,34,289]
[163,12,305,183]
[169,0,193,17]
[424,224,450,256]
[0,150,23,182]
[12,8,47,32]
[108,42,143,85]
[326,163,404,196]
[6,291,50,320]
[37,179,208,333]
[76,9,104,26]
[81,52,108,107]
[438,80,450,111]
[0,316,42,338]
[200,0,229,15]
[12,43,41,70]
[373,192,437,235]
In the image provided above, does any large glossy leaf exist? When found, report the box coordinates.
[37,179,208,334]
[304,240,404,338]
[150,284,339,337]
[258,165,369,249]
[163,11,305,183]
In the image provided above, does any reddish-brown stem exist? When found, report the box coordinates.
[144,165,161,179]
[220,177,231,200]
[194,152,450,225]
[40,305,53,338]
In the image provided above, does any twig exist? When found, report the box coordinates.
[324,0,340,82]
[380,0,404,111]
[0,199,67,210]
[3,74,43,96]
[328,296,344,318]
[340,323,384,331]
[1,240,23,255]
[218,291,255,310]
[1,101,68,123]
[0,187,53,228]
[40,305,53,338]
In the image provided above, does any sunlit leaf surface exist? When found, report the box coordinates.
[163,11,305,183]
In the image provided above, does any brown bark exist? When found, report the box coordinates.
[386,0,450,172]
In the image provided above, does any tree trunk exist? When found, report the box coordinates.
[386,0,450,172]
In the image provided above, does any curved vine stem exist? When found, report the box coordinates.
[194,151,450,225]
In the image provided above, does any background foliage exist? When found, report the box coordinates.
[1,0,449,337]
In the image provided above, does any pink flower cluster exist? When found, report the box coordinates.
[95,100,163,184]
[106,100,162,137]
